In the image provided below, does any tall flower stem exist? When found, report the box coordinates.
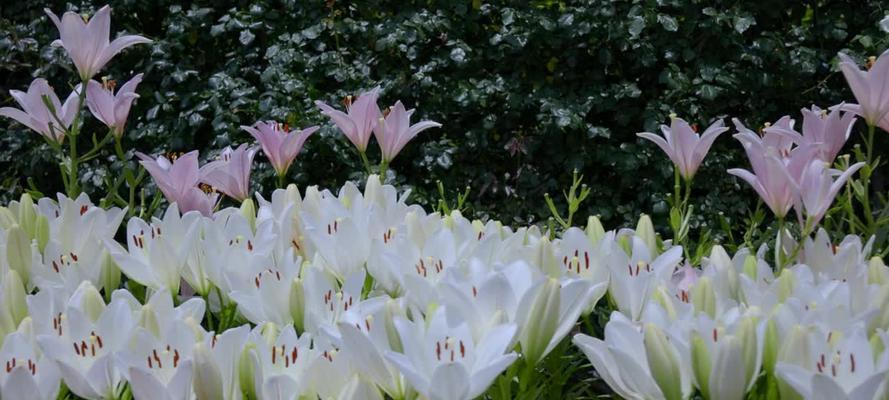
[359,150,372,174]
[276,172,286,189]
[775,216,786,272]
[379,159,389,179]
[64,80,89,198]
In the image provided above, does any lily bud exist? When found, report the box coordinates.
[260,322,279,346]
[6,225,32,287]
[636,214,658,255]
[690,331,712,399]
[776,269,795,303]
[79,282,107,323]
[34,215,49,253]
[762,318,779,375]
[139,304,161,337]
[365,175,382,203]
[0,207,15,229]
[776,325,810,400]
[742,255,758,280]
[643,323,683,400]
[585,215,605,244]
[737,316,758,386]
[520,278,560,365]
[868,256,888,285]
[193,342,224,400]
[240,198,256,233]
[289,278,305,332]
[691,277,717,318]
[709,336,746,400]
[385,299,404,353]
[617,234,632,256]
[239,343,257,399]
[100,251,120,301]
[868,286,889,332]
[17,193,36,239]
[652,286,678,321]
[1,270,28,330]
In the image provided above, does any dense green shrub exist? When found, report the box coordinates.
[1,0,886,233]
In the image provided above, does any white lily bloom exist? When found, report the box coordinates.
[31,194,124,294]
[608,238,683,321]
[192,325,251,400]
[0,330,61,400]
[105,204,201,294]
[36,296,135,399]
[244,324,320,400]
[383,307,518,400]
[120,319,202,400]
[776,325,889,400]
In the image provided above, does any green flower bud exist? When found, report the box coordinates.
[289,278,305,333]
[868,257,888,285]
[34,215,49,253]
[17,194,36,239]
[0,207,16,229]
[100,251,120,301]
[643,323,683,400]
[139,304,161,337]
[762,318,779,375]
[690,331,712,399]
[2,270,28,330]
[691,277,717,318]
[193,342,223,400]
[384,299,404,353]
[239,343,257,400]
[79,283,106,323]
[6,225,32,287]
[742,255,758,281]
[520,278,560,365]
[636,214,658,256]
[776,269,795,303]
[737,316,758,386]
[585,215,605,244]
[652,286,678,321]
[240,198,257,233]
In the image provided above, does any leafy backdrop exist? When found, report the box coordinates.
[1,0,886,232]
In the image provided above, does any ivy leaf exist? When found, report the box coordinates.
[657,14,678,32]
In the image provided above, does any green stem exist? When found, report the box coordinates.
[65,80,89,197]
[775,217,785,272]
[379,159,389,178]
[866,123,876,166]
[276,172,286,189]
[67,127,79,197]
[359,150,372,175]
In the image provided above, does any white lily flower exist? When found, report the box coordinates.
[383,307,518,400]
[244,324,320,400]
[776,325,889,400]
[0,330,61,400]
[120,319,202,400]
[36,296,136,399]
[192,325,251,400]
[515,275,606,365]
[105,204,201,294]
[608,239,683,321]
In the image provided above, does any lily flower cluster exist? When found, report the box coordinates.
[0,176,615,400]
[574,230,889,400]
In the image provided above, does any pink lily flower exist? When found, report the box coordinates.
[45,5,152,81]
[373,101,442,163]
[199,144,257,202]
[794,160,864,228]
[837,50,889,131]
[242,121,318,176]
[315,87,382,152]
[136,150,218,216]
[0,78,81,143]
[765,106,855,164]
[85,74,142,138]
[728,119,817,218]
[637,117,728,179]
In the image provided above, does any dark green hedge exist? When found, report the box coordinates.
[1,0,886,231]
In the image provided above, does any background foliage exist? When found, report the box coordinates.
[1,0,887,233]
